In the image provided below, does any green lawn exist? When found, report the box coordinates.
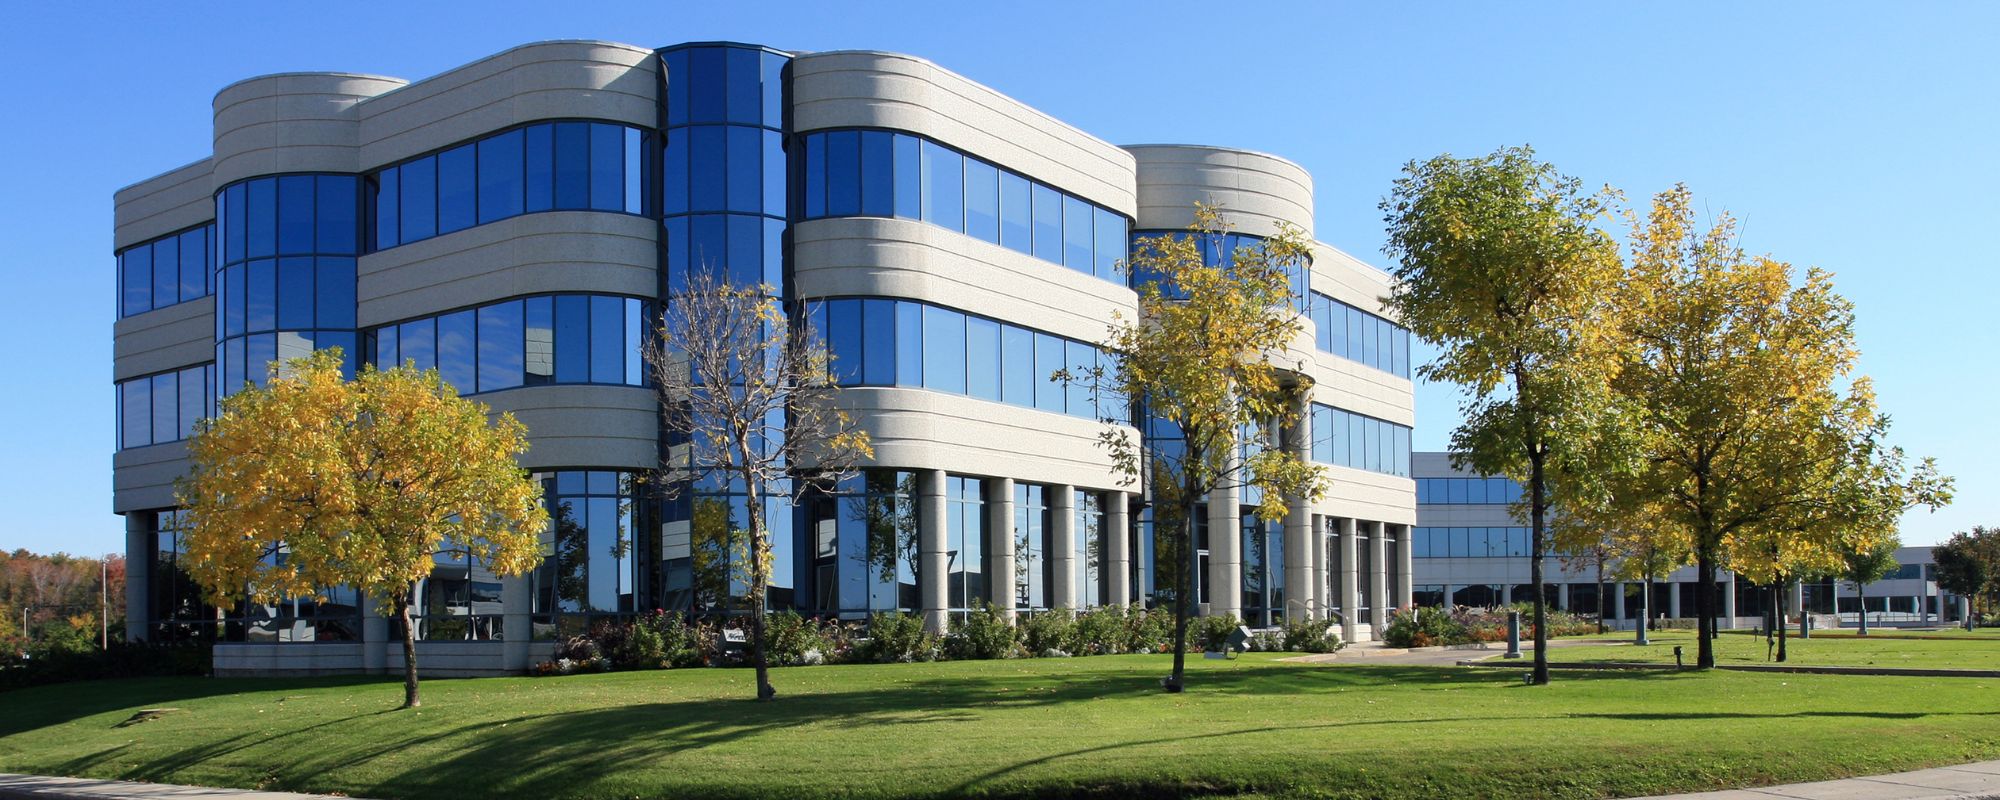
[1545,629,2000,670]
[3,655,1998,800]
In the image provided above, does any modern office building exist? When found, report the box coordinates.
[1411,452,1965,629]
[112,40,1417,675]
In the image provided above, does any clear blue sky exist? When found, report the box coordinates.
[3,2,1993,556]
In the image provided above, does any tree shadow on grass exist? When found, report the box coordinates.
[0,674,396,738]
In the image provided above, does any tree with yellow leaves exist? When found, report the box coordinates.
[1383,146,1625,686]
[1612,185,1948,668]
[1091,204,1325,694]
[179,350,548,709]
[645,272,871,701]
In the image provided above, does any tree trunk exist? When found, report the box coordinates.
[397,582,421,709]
[746,488,775,701]
[1857,584,1869,636]
[1595,562,1606,635]
[1694,553,1717,668]
[1164,489,1197,694]
[1777,580,1789,663]
[1636,575,1651,646]
[1528,450,1549,686]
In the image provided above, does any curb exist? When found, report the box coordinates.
[1455,660,2000,678]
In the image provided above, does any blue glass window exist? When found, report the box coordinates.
[828,299,862,385]
[316,177,356,255]
[1062,195,1092,272]
[964,159,999,244]
[524,124,554,213]
[277,176,315,255]
[921,305,965,393]
[247,179,276,259]
[525,296,554,385]
[400,156,438,242]
[920,140,963,232]
[478,301,524,392]
[761,129,785,217]
[859,131,894,217]
[861,299,895,385]
[277,258,314,329]
[802,133,824,219]
[373,169,400,250]
[437,145,476,235]
[554,295,588,383]
[590,295,623,383]
[245,260,275,333]
[1034,332,1064,412]
[965,316,1000,400]
[589,123,624,211]
[1000,172,1031,254]
[1000,323,1033,407]
[553,122,590,210]
[689,126,725,212]
[437,310,476,392]
[1093,207,1123,279]
[825,130,859,217]
[689,47,726,123]
[892,134,921,220]
[894,301,922,386]
[316,258,357,329]
[121,245,151,317]
[1031,182,1061,263]
[224,183,247,264]
[478,130,524,224]
[1065,340,1094,417]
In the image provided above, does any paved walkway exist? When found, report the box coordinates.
[6,762,1999,799]
[1631,759,2000,799]
[0,774,359,800]
[1283,636,1630,666]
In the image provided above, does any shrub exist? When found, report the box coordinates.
[1381,606,1461,648]
[1021,610,1078,657]
[1073,606,1129,655]
[1194,614,1245,652]
[1281,619,1345,653]
[0,640,209,691]
[763,611,834,666]
[856,612,937,663]
[945,602,1019,660]
[1122,605,1174,654]
[614,619,668,670]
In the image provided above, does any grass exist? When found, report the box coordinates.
[4,655,2000,799]
[1544,629,2000,670]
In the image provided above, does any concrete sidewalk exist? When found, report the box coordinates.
[0,774,362,800]
[1631,760,2000,799]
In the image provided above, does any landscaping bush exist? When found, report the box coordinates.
[763,611,837,666]
[1122,605,1174,654]
[1381,606,1462,648]
[1281,618,1345,653]
[614,618,669,670]
[857,612,937,663]
[1073,606,1129,655]
[1022,610,1078,657]
[0,640,209,691]
[1193,614,1245,652]
[945,602,1020,660]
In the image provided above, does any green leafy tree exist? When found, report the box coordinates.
[1934,527,2000,627]
[180,349,548,708]
[645,272,872,701]
[1609,185,1945,668]
[1382,146,1625,685]
[1090,204,1325,693]
[1838,536,1899,636]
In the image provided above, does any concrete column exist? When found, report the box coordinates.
[1106,493,1132,607]
[1337,517,1359,642]
[1724,573,1738,627]
[918,469,949,633]
[1207,482,1241,620]
[1669,583,1682,619]
[1443,583,1456,608]
[501,574,530,671]
[1395,524,1415,610]
[1557,582,1570,611]
[1367,522,1387,628]
[988,478,1017,622]
[123,513,151,643]
[1050,485,1077,610]
[1502,584,1514,606]
[1306,516,1325,619]
[360,592,388,674]
[1792,580,1806,621]
[1613,581,1627,622]
[1283,503,1311,624]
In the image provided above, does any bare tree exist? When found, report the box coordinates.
[645,272,872,701]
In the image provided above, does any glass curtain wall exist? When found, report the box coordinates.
[118,224,213,318]
[946,476,986,614]
[367,294,649,394]
[1014,483,1052,612]
[806,470,921,618]
[532,470,648,638]
[1075,490,1103,608]
[214,174,360,398]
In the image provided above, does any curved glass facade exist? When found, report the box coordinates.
[809,297,1129,424]
[660,44,788,294]
[118,224,213,318]
[1412,526,1532,558]
[1309,402,1412,477]
[1130,230,1308,312]
[214,174,360,398]
[116,363,213,450]
[801,129,1129,286]
[528,469,650,638]
[364,120,649,252]
[367,294,650,395]
[1310,290,1411,379]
